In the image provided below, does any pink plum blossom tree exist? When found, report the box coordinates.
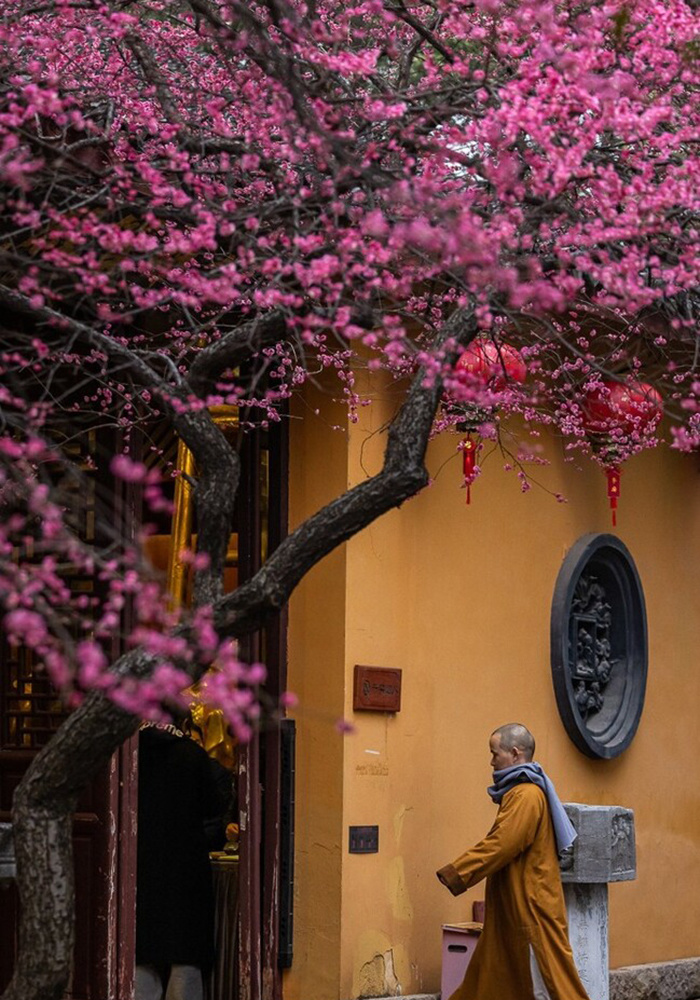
[1,0,699,995]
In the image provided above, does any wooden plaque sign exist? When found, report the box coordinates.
[353,666,402,713]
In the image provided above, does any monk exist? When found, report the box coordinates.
[436,723,590,1000]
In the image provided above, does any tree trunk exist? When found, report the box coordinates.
[3,693,138,1000]
[5,809,75,1000]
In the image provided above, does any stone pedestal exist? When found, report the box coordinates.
[564,882,609,1000]
[0,822,15,885]
[560,804,636,1000]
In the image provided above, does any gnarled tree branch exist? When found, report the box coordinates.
[214,305,476,634]
[3,304,474,1000]
[0,285,239,604]
[186,310,288,399]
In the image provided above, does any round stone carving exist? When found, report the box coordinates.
[551,533,648,759]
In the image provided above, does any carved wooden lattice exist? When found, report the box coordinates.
[0,431,100,749]
[1,646,67,749]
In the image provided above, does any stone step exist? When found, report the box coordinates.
[610,958,700,1000]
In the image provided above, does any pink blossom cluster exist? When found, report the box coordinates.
[0,435,259,738]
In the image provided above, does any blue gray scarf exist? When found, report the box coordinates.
[488,762,577,855]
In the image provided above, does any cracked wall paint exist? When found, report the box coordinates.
[352,932,410,999]
[388,856,413,922]
[393,805,412,848]
[358,948,401,998]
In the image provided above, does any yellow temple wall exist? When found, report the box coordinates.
[284,382,349,1000]
[285,372,700,1000]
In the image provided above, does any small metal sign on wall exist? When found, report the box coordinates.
[551,533,648,759]
[353,666,402,713]
[349,826,379,854]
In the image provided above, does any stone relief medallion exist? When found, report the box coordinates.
[551,534,648,759]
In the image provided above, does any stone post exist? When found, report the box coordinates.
[0,821,16,886]
[560,804,636,1000]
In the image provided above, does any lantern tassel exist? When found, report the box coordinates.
[606,467,621,527]
[462,437,476,505]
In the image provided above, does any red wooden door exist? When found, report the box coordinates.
[0,689,136,998]
[0,425,139,999]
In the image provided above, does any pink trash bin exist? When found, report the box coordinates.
[441,922,482,1000]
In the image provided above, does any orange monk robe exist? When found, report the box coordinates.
[437,783,590,1000]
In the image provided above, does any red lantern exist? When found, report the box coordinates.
[452,338,526,504]
[455,338,527,391]
[582,379,663,436]
[461,436,478,505]
[582,379,663,526]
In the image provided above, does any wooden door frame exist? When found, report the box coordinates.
[237,417,289,1000]
[262,417,289,1000]
[116,736,139,999]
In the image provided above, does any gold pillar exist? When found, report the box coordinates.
[166,406,240,609]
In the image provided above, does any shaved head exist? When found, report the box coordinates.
[491,723,535,762]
